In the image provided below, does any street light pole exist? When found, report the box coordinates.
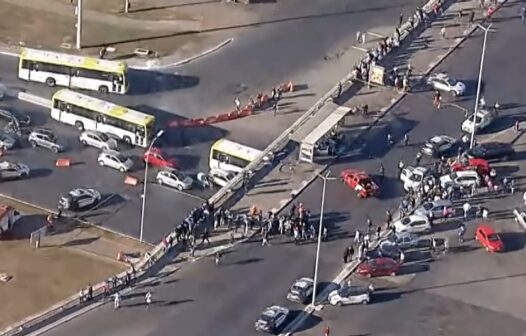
[470,24,494,149]
[75,0,83,49]
[311,171,337,307]
[139,130,164,242]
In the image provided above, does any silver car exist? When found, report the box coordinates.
[28,129,64,153]
[383,232,420,250]
[0,161,30,180]
[79,130,118,151]
[97,150,134,172]
[0,133,16,149]
[414,200,453,219]
[156,168,193,190]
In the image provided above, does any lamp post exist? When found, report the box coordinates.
[470,23,495,149]
[311,171,337,307]
[139,129,164,242]
[75,0,83,49]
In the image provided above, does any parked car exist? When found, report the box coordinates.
[393,214,431,234]
[0,108,31,127]
[156,168,193,190]
[414,200,454,219]
[143,147,177,169]
[464,142,515,161]
[28,128,64,153]
[356,257,400,277]
[254,305,289,334]
[209,169,236,187]
[421,135,458,157]
[286,277,314,304]
[382,232,420,250]
[97,150,134,172]
[370,242,404,261]
[400,166,433,191]
[328,286,371,306]
[341,169,379,198]
[440,170,481,189]
[0,161,30,180]
[79,130,118,151]
[58,187,101,211]
[462,109,495,133]
[427,72,466,96]
[475,224,504,252]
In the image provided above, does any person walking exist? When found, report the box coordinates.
[379,164,385,184]
[354,229,361,244]
[433,90,442,109]
[469,10,475,26]
[145,291,152,307]
[201,227,211,245]
[261,229,270,246]
[521,7,526,23]
[463,201,471,219]
[440,26,446,39]
[376,225,381,239]
[404,133,409,146]
[515,119,520,132]
[113,293,121,310]
[415,152,422,166]
[398,159,405,176]
[273,102,279,116]
[234,98,241,112]
[386,209,393,227]
[398,13,404,27]
[458,223,466,243]
[387,132,394,147]
[367,218,373,234]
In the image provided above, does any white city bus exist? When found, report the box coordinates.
[51,89,155,148]
[209,139,263,173]
[18,48,128,94]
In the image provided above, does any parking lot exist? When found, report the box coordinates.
[0,197,146,330]
[0,97,220,242]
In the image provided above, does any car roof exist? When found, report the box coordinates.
[425,199,453,207]
[293,277,314,288]
[433,72,449,79]
[453,170,479,177]
[429,135,453,144]
[342,169,369,178]
[83,130,105,136]
[477,224,497,234]
[69,188,91,197]
[101,149,121,156]
[263,306,288,316]
[32,128,54,135]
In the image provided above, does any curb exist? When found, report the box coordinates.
[128,38,234,70]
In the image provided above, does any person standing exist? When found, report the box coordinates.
[415,152,422,166]
[201,227,210,245]
[469,10,475,26]
[399,13,404,27]
[234,98,241,112]
[354,229,361,244]
[440,26,446,39]
[114,293,121,310]
[376,225,381,240]
[261,229,270,246]
[387,132,394,147]
[145,291,152,307]
[273,102,279,117]
[367,218,373,233]
[404,133,409,146]
[463,201,471,219]
[433,90,442,109]
[379,164,385,184]
[386,209,393,227]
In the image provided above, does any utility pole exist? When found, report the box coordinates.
[311,171,337,308]
[125,0,131,13]
[470,23,495,149]
[75,0,83,49]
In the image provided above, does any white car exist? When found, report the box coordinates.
[382,232,420,250]
[79,130,118,151]
[286,277,314,304]
[328,286,371,306]
[393,214,431,234]
[209,169,236,187]
[97,150,134,172]
[0,161,30,180]
[255,305,289,334]
[28,128,64,153]
[461,109,495,133]
[440,170,481,189]
[427,72,466,96]
[156,168,193,190]
[400,166,431,191]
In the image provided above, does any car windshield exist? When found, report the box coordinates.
[172,170,186,180]
[98,133,110,141]
[474,116,483,124]
[116,153,128,162]
[471,148,485,157]
[260,313,274,323]
[446,78,457,86]
[291,285,304,293]
[423,203,433,210]
[401,217,411,225]
[487,234,499,242]
[409,174,422,182]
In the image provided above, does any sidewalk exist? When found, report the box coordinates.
[231,0,490,216]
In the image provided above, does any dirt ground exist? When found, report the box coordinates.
[0,0,262,59]
[0,196,149,330]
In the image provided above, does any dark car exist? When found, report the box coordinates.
[421,135,459,157]
[464,142,515,161]
[254,306,289,334]
[286,277,314,304]
[0,108,31,127]
[58,188,102,211]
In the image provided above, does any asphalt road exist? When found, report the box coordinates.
[0,0,423,242]
[35,2,526,336]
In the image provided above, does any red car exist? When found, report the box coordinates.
[143,148,177,168]
[475,224,504,252]
[356,257,400,277]
[341,169,379,198]
[451,158,492,176]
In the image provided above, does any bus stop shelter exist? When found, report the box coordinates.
[291,103,351,163]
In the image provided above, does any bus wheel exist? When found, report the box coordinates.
[123,136,132,146]
[98,85,109,94]
[45,77,56,87]
[75,121,84,132]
